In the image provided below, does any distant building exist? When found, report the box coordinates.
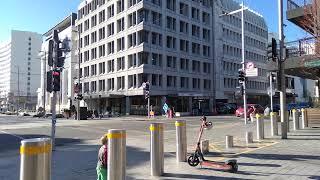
[37,13,77,114]
[0,30,42,112]
[214,0,269,104]
[76,0,214,115]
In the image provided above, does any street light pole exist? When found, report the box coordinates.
[77,28,81,121]
[220,1,248,124]
[241,1,248,124]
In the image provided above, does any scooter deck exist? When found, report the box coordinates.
[200,160,233,171]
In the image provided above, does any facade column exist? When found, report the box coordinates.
[188,97,193,115]
[125,96,130,115]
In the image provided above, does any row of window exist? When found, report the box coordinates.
[221,12,268,39]
[79,9,211,44]
[223,61,268,77]
[81,75,211,93]
[222,27,266,50]
[80,53,212,77]
[224,78,268,90]
[80,33,211,60]
[222,44,267,62]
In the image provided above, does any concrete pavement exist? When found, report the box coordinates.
[0,115,319,179]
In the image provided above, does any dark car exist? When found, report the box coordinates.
[216,103,234,114]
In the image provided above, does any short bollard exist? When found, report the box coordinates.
[20,138,52,180]
[270,112,278,136]
[175,120,187,162]
[301,109,308,129]
[201,140,209,154]
[292,109,299,130]
[150,123,164,176]
[226,135,233,149]
[250,113,254,122]
[107,129,126,180]
[246,132,253,144]
[256,114,264,140]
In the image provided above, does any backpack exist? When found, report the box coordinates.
[102,145,108,168]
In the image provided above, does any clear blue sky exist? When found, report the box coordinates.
[0,0,309,43]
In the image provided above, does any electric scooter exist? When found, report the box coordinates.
[187,116,238,173]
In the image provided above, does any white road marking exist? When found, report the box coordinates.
[0,130,24,140]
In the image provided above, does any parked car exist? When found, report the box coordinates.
[44,113,64,118]
[216,103,234,114]
[235,104,264,117]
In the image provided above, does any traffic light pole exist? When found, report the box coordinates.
[269,72,274,112]
[148,97,150,119]
[51,30,59,150]
[77,28,81,121]
[278,0,287,139]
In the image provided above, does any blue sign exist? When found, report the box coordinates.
[163,103,169,113]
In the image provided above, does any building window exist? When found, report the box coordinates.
[107,4,114,18]
[166,16,176,31]
[117,37,125,51]
[98,27,105,40]
[117,17,125,32]
[99,62,105,74]
[99,10,105,23]
[166,0,176,11]
[166,36,176,49]
[117,56,125,71]
[99,80,105,91]
[91,14,97,27]
[166,56,177,68]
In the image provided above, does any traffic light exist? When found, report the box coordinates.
[46,70,53,92]
[144,82,150,99]
[238,69,246,83]
[47,40,54,67]
[267,38,277,61]
[145,82,150,91]
[52,70,61,91]
[56,42,65,67]
[236,85,244,96]
[145,90,150,99]
[76,94,83,100]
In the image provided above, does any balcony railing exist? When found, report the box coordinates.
[287,0,312,10]
[285,36,318,58]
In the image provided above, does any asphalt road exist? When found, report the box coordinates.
[0,114,241,155]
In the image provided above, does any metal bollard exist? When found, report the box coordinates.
[150,123,164,176]
[107,129,126,180]
[20,138,52,180]
[270,112,278,136]
[226,135,233,149]
[256,114,264,140]
[292,109,299,130]
[301,109,308,129]
[246,131,253,144]
[175,120,187,162]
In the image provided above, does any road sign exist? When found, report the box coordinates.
[163,103,169,113]
[245,68,258,77]
[246,62,255,70]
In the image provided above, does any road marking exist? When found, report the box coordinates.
[0,130,24,140]
[206,141,279,162]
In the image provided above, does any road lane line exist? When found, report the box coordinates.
[0,130,24,140]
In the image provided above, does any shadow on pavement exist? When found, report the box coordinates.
[0,134,82,153]
[238,153,320,161]
[238,162,281,167]
[163,172,246,179]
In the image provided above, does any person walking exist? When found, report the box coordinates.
[96,135,108,180]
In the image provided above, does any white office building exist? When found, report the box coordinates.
[37,13,78,115]
[214,0,269,104]
[0,30,42,112]
[76,0,214,115]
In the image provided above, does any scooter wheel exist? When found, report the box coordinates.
[187,155,200,167]
[227,161,238,173]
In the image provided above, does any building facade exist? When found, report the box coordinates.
[76,0,214,115]
[214,0,269,104]
[0,30,42,112]
[37,13,78,114]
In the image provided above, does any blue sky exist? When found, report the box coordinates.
[0,0,310,43]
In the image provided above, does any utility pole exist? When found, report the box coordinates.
[241,1,248,124]
[278,0,287,139]
[17,66,20,115]
[269,72,274,112]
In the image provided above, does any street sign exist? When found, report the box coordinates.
[163,103,169,113]
[246,62,255,70]
[245,68,258,77]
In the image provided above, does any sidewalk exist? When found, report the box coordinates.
[1,117,319,179]
[53,118,320,179]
